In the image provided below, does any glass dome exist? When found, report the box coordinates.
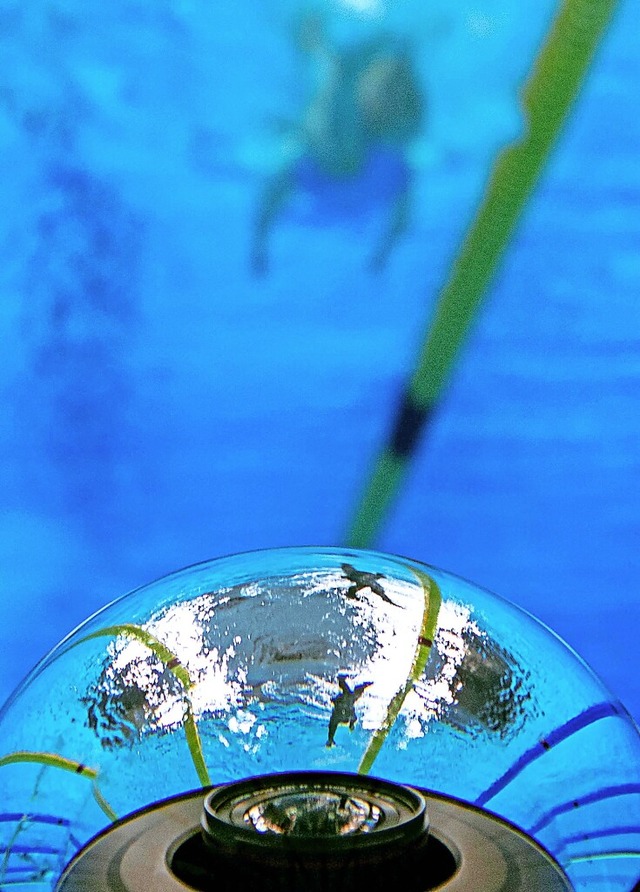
[1,547,639,891]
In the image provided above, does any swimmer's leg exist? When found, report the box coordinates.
[294,10,327,55]
[251,168,293,276]
[326,711,339,747]
[370,179,412,273]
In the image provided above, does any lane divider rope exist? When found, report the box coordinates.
[80,624,211,788]
[346,0,620,549]
[0,751,117,822]
[358,567,441,775]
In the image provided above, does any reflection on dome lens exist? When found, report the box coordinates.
[2,547,640,892]
[245,791,381,836]
[197,773,434,892]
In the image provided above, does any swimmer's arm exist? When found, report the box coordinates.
[370,176,412,273]
[251,168,293,276]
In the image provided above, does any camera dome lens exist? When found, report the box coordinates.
[1,547,639,891]
[203,771,426,847]
[244,790,380,836]
[198,772,431,892]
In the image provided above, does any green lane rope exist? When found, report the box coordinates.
[0,751,117,822]
[91,782,119,824]
[0,625,212,839]
[346,0,620,549]
[80,624,211,788]
[358,567,441,774]
[566,852,640,865]
[0,811,28,884]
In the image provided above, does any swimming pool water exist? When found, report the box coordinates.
[0,0,638,733]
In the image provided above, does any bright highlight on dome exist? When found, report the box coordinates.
[0,547,639,890]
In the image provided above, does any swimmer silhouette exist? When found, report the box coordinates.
[341,562,400,607]
[327,673,372,747]
[252,14,424,275]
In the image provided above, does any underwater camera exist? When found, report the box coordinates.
[57,770,568,891]
[1,548,639,890]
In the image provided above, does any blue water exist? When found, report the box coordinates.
[0,0,639,742]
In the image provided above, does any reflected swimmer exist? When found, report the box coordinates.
[341,562,400,607]
[326,673,372,747]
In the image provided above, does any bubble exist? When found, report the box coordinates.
[1,547,639,890]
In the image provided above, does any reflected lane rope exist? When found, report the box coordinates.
[81,624,211,788]
[358,567,441,775]
[0,751,117,822]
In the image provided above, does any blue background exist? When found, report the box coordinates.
[0,0,638,722]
